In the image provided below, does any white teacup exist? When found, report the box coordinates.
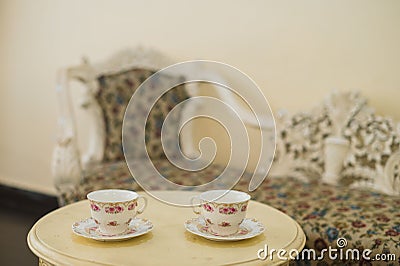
[191,190,251,236]
[87,189,147,235]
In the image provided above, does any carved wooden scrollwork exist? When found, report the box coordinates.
[270,108,332,181]
[270,91,400,195]
[342,115,400,195]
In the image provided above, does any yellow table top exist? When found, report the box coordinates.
[28,191,305,265]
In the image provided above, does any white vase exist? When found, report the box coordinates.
[322,136,349,185]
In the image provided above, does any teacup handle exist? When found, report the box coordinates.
[136,195,147,214]
[190,196,201,215]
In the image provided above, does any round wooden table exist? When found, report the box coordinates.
[27,191,305,265]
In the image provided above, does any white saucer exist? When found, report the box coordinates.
[72,217,153,241]
[184,217,265,241]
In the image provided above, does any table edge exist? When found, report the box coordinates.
[27,192,307,265]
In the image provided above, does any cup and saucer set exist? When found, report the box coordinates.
[72,189,265,242]
[185,190,265,241]
[72,189,152,242]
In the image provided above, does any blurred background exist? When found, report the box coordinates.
[1,0,400,197]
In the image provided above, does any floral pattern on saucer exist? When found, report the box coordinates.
[185,217,265,241]
[72,217,153,241]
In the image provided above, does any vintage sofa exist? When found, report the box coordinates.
[52,47,399,265]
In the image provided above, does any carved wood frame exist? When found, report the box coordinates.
[269,91,400,195]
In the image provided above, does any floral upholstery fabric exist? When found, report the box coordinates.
[58,162,399,265]
[96,69,188,162]
[241,178,400,265]
[59,159,230,204]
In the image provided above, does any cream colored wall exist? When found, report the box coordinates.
[1,0,399,195]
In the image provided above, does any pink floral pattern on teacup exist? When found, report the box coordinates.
[203,203,214,212]
[128,202,137,210]
[241,204,247,212]
[219,206,238,215]
[219,221,231,227]
[105,205,124,214]
[90,203,101,212]
[107,221,119,226]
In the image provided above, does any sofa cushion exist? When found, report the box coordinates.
[58,159,230,204]
[235,176,400,265]
[96,69,189,162]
